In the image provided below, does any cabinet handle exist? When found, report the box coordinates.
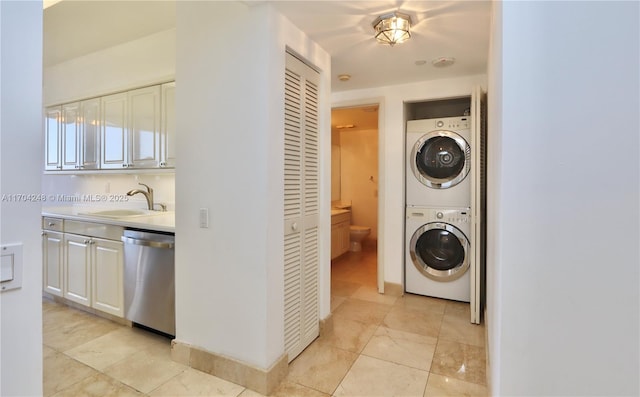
[42,231,46,236]
[122,164,127,168]
[83,239,90,244]
[48,222,55,227]
[160,161,166,167]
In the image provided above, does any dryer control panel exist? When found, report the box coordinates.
[407,207,470,224]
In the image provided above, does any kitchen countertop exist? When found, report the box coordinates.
[42,206,175,233]
[331,208,350,216]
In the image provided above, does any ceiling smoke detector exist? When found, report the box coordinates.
[432,57,456,68]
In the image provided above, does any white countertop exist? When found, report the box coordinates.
[42,206,175,233]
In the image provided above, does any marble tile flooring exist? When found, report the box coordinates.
[43,242,487,396]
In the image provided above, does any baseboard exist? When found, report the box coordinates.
[171,340,288,395]
[383,281,404,297]
[484,306,492,395]
[319,313,334,336]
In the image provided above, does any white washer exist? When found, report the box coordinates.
[405,206,471,302]
[406,117,471,208]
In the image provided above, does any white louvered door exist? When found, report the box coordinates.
[284,52,320,362]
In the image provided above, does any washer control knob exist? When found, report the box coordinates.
[436,120,444,128]
[436,212,444,219]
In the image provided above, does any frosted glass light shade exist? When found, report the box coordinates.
[372,12,412,46]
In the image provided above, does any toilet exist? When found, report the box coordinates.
[349,225,371,252]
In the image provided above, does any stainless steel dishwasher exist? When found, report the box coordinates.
[122,229,175,336]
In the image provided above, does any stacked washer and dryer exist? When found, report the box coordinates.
[405,116,473,302]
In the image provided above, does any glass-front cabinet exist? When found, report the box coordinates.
[45,81,175,172]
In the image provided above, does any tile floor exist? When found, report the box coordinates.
[43,242,487,396]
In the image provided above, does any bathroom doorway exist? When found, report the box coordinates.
[330,104,380,308]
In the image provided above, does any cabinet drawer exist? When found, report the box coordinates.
[42,217,64,232]
[64,220,124,240]
[331,212,351,225]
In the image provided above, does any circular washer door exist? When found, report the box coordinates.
[411,130,471,189]
[409,222,469,281]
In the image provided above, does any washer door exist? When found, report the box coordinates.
[410,222,469,281]
[411,131,470,189]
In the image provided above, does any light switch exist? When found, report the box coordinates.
[199,208,209,228]
[1,243,22,292]
[0,253,14,282]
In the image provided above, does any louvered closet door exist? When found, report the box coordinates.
[284,52,320,362]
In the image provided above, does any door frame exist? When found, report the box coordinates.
[331,97,385,293]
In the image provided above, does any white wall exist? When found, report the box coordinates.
[0,2,43,395]
[332,75,486,286]
[44,28,176,105]
[175,2,330,370]
[42,27,176,209]
[339,129,378,240]
[487,2,639,395]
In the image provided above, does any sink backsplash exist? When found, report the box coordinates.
[41,173,175,211]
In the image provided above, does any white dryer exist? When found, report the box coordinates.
[406,117,471,208]
[405,206,471,302]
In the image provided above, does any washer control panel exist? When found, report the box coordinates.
[436,118,470,130]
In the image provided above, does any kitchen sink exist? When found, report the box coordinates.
[79,209,159,218]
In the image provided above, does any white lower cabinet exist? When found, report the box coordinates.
[331,212,351,260]
[63,233,124,316]
[91,237,124,317]
[64,234,93,307]
[42,231,64,297]
[45,217,125,318]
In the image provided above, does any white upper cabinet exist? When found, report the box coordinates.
[46,81,175,172]
[80,98,101,170]
[129,85,161,168]
[61,102,81,170]
[44,106,62,170]
[101,92,129,169]
[160,82,176,168]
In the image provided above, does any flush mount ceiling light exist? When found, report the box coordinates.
[372,11,412,46]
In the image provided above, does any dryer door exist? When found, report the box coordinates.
[410,222,469,281]
[411,131,470,189]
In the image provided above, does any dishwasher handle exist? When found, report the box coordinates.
[121,236,175,249]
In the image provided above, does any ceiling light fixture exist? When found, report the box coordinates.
[372,11,412,46]
[338,74,351,82]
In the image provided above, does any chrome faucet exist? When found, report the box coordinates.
[126,183,154,210]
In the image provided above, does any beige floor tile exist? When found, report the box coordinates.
[393,293,448,315]
[66,326,171,370]
[287,340,358,394]
[424,373,488,397]
[334,355,428,397]
[44,311,122,352]
[332,298,392,325]
[318,315,377,353]
[270,381,331,397]
[331,279,363,297]
[361,326,437,370]
[351,285,398,306]
[149,367,245,396]
[439,312,485,347]
[331,295,347,312]
[430,340,486,385]
[382,305,443,338]
[43,351,98,396]
[237,389,263,397]
[103,346,188,393]
[50,373,143,397]
[445,299,471,318]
